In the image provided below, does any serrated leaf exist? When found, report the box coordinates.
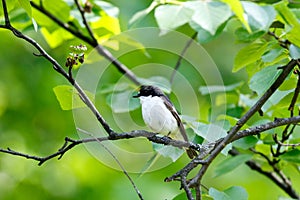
[214,154,252,177]
[18,0,31,17]
[154,4,193,32]
[106,90,140,113]
[185,1,232,35]
[280,149,300,164]
[233,41,268,72]
[53,85,95,110]
[249,65,281,96]
[199,82,243,95]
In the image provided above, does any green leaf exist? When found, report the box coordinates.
[233,41,268,72]
[275,1,300,28]
[249,65,281,96]
[233,136,258,149]
[289,44,300,59]
[91,15,121,40]
[234,28,265,42]
[94,1,119,17]
[53,85,95,110]
[287,27,300,47]
[191,122,227,143]
[154,4,194,33]
[106,90,140,113]
[153,143,184,162]
[41,28,74,48]
[18,0,31,17]
[262,47,286,63]
[224,186,248,200]
[222,0,251,32]
[191,19,227,43]
[0,0,17,15]
[214,154,252,177]
[185,1,232,35]
[129,1,159,27]
[43,0,70,22]
[173,191,214,200]
[242,2,276,32]
[275,1,300,47]
[280,149,300,164]
[209,188,230,200]
[98,83,130,94]
[199,82,243,95]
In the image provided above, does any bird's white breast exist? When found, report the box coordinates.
[139,96,178,135]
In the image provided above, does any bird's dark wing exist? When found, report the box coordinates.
[161,95,197,159]
[161,95,188,141]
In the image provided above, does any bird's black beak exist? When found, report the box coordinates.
[133,93,140,98]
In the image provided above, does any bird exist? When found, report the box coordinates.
[133,85,197,159]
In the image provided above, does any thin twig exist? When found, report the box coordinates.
[30,1,95,45]
[273,134,300,147]
[2,115,300,166]
[78,129,144,200]
[73,0,97,44]
[0,2,114,137]
[30,1,140,85]
[288,72,300,117]
[170,32,197,85]
[229,149,299,199]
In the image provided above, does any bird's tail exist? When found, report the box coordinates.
[178,121,198,159]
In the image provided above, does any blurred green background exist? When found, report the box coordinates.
[0,0,297,199]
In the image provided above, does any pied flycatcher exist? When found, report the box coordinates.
[133,85,197,159]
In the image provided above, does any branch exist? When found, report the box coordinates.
[230,149,299,199]
[0,130,201,165]
[170,32,197,85]
[30,1,95,45]
[288,71,300,117]
[233,116,300,141]
[0,1,115,137]
[73,0,97,44]
[273,133,300,147]
[5,115,298,165]
[30,1,140,85]
[191,59,298,187]
[83,130,144,200]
